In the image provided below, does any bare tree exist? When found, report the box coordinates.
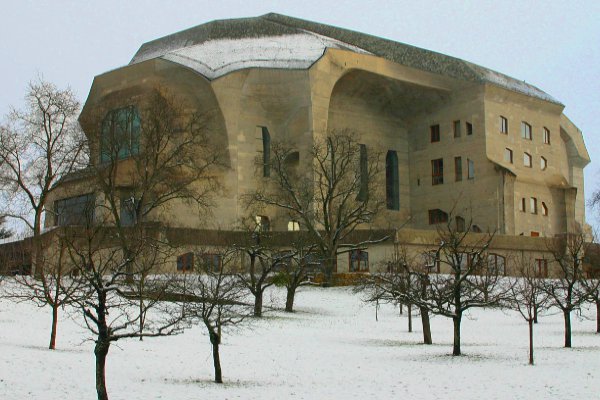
[179,250,251,383]
[0,78,86,348]
[507,254,549,365]
[63,222,186,400]
[0,78,87,267]
[397,215,505,355]
[356,243,433,344]
[544,231,598,347]
[250,130,388,283]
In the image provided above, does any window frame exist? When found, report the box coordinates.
[385,150,400,210]
[466,122,473,136]
[177,252,194,272]
[504,148,513,164]
[55,193,96,227]
[430,124,440,143]
[454,156,462,182]
[100,106,141,163]
[431,158,444,185]
[540,156,547,170]
[521,121,532,140]
[428,209,448,225]
[349,249,369,272]
[487,253,506,276]
[541,202,548,216]
[530,197,538,214]
[500,116,508,134]
[543,127,551,144]
[453,120,461,138]
[523,152,532,168]
[467,158,474,179]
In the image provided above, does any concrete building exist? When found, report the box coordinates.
[44,13,590,275]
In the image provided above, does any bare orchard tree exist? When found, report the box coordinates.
[0,78,87,270]
[507,254,550,365]
[401,215,505,356]
[179,250,251,383]
[63,222,186,400]
[249,130,387,283]
[544,230,599,347]
[8,239,81,349]
[356,242,433,344]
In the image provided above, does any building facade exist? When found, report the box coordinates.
[44,13,590,275]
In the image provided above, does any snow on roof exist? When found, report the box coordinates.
[129,13,561,105]
[160,32,372,80]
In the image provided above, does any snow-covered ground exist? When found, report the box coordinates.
[1,284,598,400]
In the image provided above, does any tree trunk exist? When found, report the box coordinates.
[563,310,572,348]
[399,303,403,315]
[94,339,110,400]
[285,287,295,312]
[407,303,412,333]
[139,300,145,341]
[528,319,534,365]
[533,306,538,324]
[210,331,222,383]
[596,300,599,334]
[419,306,432,345]
[49,304,58,350]
[254,291,263,317]
[452,315,462,356]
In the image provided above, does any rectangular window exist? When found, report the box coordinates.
[431,158,444,185]
[349,249,369,272]
[540,156,547,170]
[55,193,95,227]
[488,254,506,276]
[530,197,537,214]
[177,252,194,272]
[428,209,448,225]
[100,106,141,163]
[453,120,461,138]
[504,148,513,164]
[535,259,548,277]
[467,159,474,179]
[198,253,222,273]
[287,220,300,231]
[543,127,550,144]
[255,215,270,232]
[454,156,462,181]
[357,144,368,201]
[430,124,440,143]
[425,251,441,273]
[466,122,473,136]
[519,197,526,212]
[261,127,271,177]
[541,202,548,216]
[521,122,532,140]
[523,152,532,168]
[500,116,508,134]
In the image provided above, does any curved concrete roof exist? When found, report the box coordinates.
[130,13,560,104]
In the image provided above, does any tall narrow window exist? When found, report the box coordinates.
[500,116,508,134]
[261,127,271,177]
[521,122,532,140]
[540,156,547,170]
[453,120,461,138]
[120,193,136,227]
[467,159,474,179]
[357,144,368,201]
[519,197,526,212]
[386,150,399,210]
[454,156,462,181]
[431,158,444,185]
[100,106,141,163]
[535,259,548,277]
[430,124,440,143]
[466,122,473,136]
[543,127,551,144]
[523,152,532,168]
[541,202,548,216]
[504,148,513,164]
[530,197,537,214]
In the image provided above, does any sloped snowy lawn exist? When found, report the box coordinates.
[1,285,598,399]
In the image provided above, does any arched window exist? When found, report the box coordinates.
[100,106,140,162]
[386,150,399,210]
[262,127,271,177]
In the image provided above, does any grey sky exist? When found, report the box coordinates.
[1,0,599,226]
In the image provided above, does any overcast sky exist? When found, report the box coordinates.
[1,0,599,228]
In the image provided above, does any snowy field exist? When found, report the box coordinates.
[1,284,599,400]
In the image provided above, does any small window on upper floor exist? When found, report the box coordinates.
[500,116,508,134]
[541,202,548,216]
[530,197,537,214]
[467,159,474,179]
[430,124,440,143]
[521,122,532,140]
[453,120,461,138]
[540,156,547,170]
[431,158,444,185]
[100,106,141,163]
[504,148,513,164]
[466,122,473,136]
[288,220,300,231]
[543,127,551,144]
[255,215,270,232]
[523,152,532,168]
[519,197,526,212]
[428,209,448,225]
